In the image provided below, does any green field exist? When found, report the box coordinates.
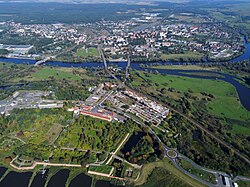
[232,124,250,136]
[88,165,113,174]
[31,67,81,81]
[178,158,216,184]
[149,65,218,71]
[136,158,204,187]
[132,72,250,121]
[161,51,204,61]
[76,47,99,58]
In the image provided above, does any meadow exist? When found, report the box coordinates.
[132,72,250,121]
[135,158,204,187]
[76,47,99,58]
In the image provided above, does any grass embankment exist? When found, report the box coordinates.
[161,51,203,61]
[77,47,99,58]
[178,158,216,184]
[135,158,205,187]
[237,180,250,187]
[135,72,250,121]
[88,165,113,175]
[149,65,218,71]
[181,72,224,78]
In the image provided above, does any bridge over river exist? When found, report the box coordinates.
[34,56,55,66]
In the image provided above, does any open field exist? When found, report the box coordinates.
[76,47,99,58]
[133,72,250,121]
[30,67,81,81]
[232,124,250,136]
[161,51,204,61]
[0,62,93,83]
[178,158,216,184]
[135,158,205,187]
[173,14,208,23]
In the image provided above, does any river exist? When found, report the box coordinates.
[0,37,249,187]
[0,56,250,111]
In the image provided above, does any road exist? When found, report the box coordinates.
[100,49,250,186]
[129,85,250,166]
[10,156,81,170]
[165,103,250,165]
[35,56,55,66]
[106,133,130,165]
[35,42,81,66]
[112,155,142,169]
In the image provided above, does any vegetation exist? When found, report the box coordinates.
[129,70,250,176]
[131,71,250,121]
[56,116,136,152]
[88,165,113,174]
[148,65,218,71]
[0,62,100,101]
[135,158,204,187]
[161,51,204,62]
[121,132,162,165]
[29,67,82,81]
[76,47,99,58]
[178,158,216,184]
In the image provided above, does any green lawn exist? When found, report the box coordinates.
[134,72,250,121]
[31,67,81,81]
[76,47,99,58]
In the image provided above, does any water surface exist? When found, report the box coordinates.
[0,171,32,187]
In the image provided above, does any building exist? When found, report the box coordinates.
[0,44,33,54]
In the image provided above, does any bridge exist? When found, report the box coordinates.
[34,56,55,66]
[125,55,131,80]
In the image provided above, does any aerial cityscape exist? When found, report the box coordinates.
[0,0,250,187]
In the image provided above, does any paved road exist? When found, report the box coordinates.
[100,51,250,187]
[131,86,250,166]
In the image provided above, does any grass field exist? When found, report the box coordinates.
[178,158,216,184]
[76,47,99,58]
[232,124,250,136]
[135,158,204,187]
[161,51,203,61]
[46,124,63,145]
[149,65,218,71]
[88,165,113,174]
[31,67,81,81]
[132,72,250,121]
